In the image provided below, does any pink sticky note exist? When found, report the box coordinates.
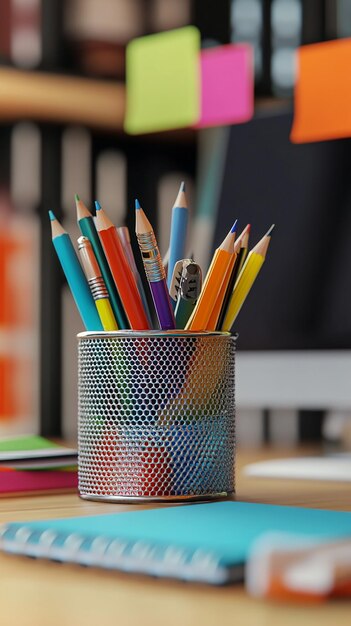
[196,44,254,128]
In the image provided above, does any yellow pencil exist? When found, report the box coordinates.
[221,225,274,332]
[217,223,251,329]
[186,222,238,331]
[77,236,118,331]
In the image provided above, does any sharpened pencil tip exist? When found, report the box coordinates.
[247,224,251,233]
[180,181,186,192]
[231,219,238,233]
[74,193,80,202]
[48,210,56,221]
[266,224,275,236]
[135,199,141,210]
[95,201,102,211]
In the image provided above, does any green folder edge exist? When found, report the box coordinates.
[0,435,60,453]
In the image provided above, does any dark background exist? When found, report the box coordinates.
[215,110,351,350]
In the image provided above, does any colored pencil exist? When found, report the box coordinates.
[217,224,250,329]
[117,225,153,327]
[167,182,189,297]
[49,211,103,331]
[77,236,118,331]
[234,223,251,276]
[205,220,238,330]
[75,194,129,329]
[185,222,237,331]
[135,199,176,331]
[174,260,202,329]
[95,201,150,330]
[221,225,274,331]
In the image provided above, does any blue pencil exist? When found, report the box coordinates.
[49,211,103,331]
[167,182,189,298]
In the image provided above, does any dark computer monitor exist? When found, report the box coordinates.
[214,109,351,351]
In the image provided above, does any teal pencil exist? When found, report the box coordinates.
[75,195,129,329]
[49,211,103,331]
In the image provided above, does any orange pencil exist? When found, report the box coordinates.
[186,222,238,331]
[206,247,237,331]
[95,201,150,330]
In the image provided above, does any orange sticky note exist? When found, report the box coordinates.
[291,38,351,143]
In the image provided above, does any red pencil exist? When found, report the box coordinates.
[95,201,150,330]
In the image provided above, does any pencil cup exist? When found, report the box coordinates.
[77,330,236,502]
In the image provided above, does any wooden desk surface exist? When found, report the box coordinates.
[1,447,350,626]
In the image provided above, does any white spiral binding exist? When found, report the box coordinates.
[0,524,227,583]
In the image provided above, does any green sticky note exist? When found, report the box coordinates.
[125,26,200,134]
[0,435,60,453]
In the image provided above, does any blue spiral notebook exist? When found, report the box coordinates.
[2,502,351,584]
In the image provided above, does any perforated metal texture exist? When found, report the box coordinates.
[78,332,236,501]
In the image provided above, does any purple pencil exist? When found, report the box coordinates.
[135,199,176,330]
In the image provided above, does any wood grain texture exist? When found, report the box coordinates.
[1,446,350,626]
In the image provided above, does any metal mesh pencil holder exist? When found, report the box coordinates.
[78,330,236,503]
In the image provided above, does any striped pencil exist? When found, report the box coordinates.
[77,236,118,331]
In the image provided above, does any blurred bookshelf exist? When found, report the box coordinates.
[0,0,200,439]
[0,66,200,141]
[0,67,125,131]
[0,0,346,440]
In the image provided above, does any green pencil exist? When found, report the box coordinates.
[75,194,129,329]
